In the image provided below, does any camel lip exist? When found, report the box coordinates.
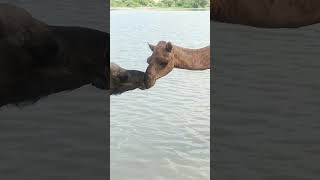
[144,75,151,89]
[127,70,145,90]
[139,82,146,90]
[144,77,155,89]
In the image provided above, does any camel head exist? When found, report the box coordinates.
[145,41,175,89]
[109,63,145,95]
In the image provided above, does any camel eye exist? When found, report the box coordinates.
[119,75,128,82]
[159,62,168,67]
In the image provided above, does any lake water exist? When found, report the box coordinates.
[0,1,108,179]
[111,10,210,180]
[213,21,320,179]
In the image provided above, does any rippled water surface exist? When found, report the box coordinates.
[213,21,320,179]
[111,10,210,180]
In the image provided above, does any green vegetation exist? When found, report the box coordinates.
[111,0,210,8]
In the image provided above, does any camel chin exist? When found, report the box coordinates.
[109,63,145,95]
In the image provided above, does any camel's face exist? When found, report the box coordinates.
[145,41,175,89]
[109,63,145,95]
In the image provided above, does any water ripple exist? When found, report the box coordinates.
[111,10,209,180]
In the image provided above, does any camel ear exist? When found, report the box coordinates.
[148,43,155,51]
[166,42,173,52]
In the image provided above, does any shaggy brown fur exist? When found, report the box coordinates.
[145,41,210,89]
[211,0,320,28]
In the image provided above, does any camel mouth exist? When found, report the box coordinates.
[139,82,146,90]
[144,74,156,89]
[126,69,145,89]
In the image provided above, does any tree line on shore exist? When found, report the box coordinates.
[111,0,210,8]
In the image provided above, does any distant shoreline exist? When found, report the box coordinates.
[110,7,209,11]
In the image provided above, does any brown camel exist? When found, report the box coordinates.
[144,41,210,89]
[0,3,110,107]
[211,0,320,28]
[108,63,145,95]
[0,3,147,107]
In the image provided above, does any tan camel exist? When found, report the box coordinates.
[211,0,320,28]
[144,41,210,89]
[0,3,146,107]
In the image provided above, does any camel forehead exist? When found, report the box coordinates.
[149,51,170,64]
[155,42,167,50]
[152,48,166,56]
[152,45,170,56]
[156,41,166,46]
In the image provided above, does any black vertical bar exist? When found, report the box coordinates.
[106,1,110,179]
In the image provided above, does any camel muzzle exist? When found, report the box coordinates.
[144,74,156,89]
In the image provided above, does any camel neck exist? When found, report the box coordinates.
[212,0,320,28]
[172,45,210,70]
